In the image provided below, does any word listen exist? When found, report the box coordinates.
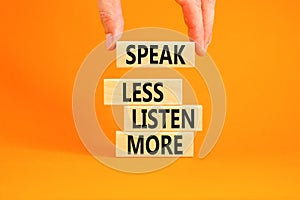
[124,106,202,131]
[131,108,195,129]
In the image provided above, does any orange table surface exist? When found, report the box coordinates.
[1,0,300,199]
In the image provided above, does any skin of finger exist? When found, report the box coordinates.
[98,0,124,49]
[176,0,205,55]
[202,0,216,50]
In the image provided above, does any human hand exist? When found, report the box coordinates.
[97,0,216,56]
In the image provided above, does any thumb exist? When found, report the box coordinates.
[98,0,124,50]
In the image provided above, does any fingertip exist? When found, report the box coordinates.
[105,33,113,50]
[191,38,206,56]
[105,33,123,50]
[195,43,206,56]
[175,0,185,6]
[204,35,212,51]
[204,43,209,53]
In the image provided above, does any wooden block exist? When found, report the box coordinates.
[116,131,194,157]
[117,41,195,67]
[104,79,182,105]
[124,105,203,131]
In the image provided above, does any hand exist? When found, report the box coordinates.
[97,0,216,56]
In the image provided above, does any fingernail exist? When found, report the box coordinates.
[204,42,210,52]
[195,43,206,56]
[204,42,209,51]
[106,33,113,49]
[114,34,122,42]
[204,37,212,52]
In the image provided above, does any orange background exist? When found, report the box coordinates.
[1,0,300,199]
